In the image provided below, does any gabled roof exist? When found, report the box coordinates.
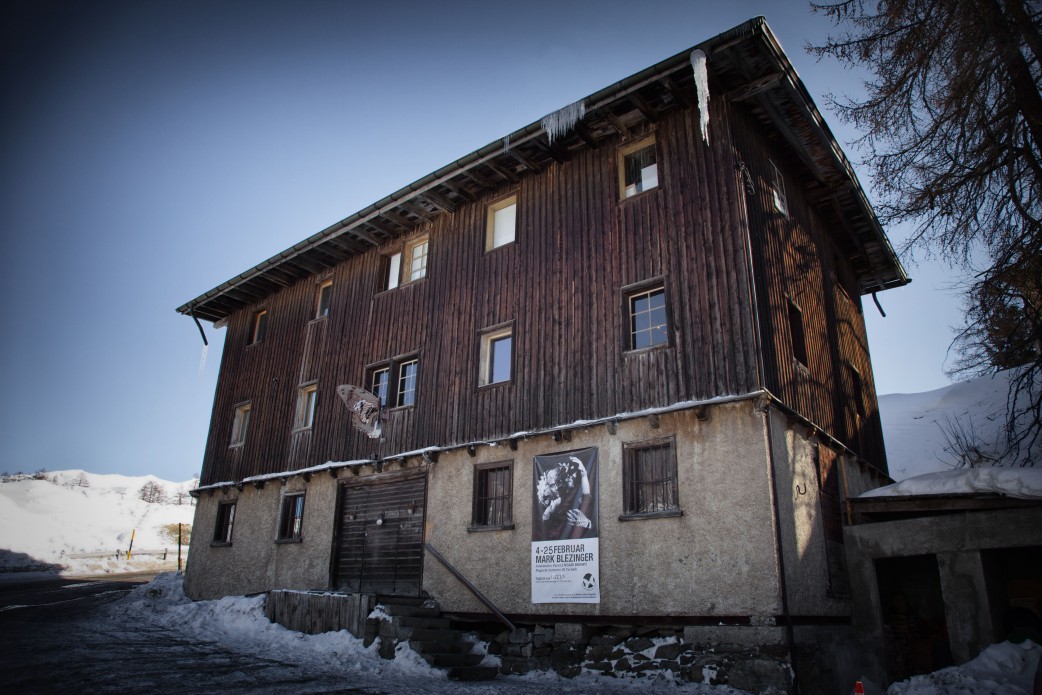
[178,17,908,324]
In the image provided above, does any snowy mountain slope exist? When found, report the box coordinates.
[879,370,1021,481]
[0,469,196,574]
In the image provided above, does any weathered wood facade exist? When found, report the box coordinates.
[184,19,902,488]
[181,19,907,693]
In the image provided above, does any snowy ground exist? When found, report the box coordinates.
[109,573,1038,695]
[0,470,195,574]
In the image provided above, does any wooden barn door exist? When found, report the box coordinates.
[333,471,427,596]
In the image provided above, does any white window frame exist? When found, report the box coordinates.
[478,324,513,386]
[250,309,268,344]
[403,236,429,284]
[626,283,669,351]
[315,278,333,320]
[370,366,391,407]
[396,359,419,407]
[384,252,402,291]
[294,383,318,431]
[486,195,517,251]
[212,499,237,545]
[229,402,251,448]
[618,135,659,199]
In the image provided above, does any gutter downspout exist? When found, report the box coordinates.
[763,401,801,694]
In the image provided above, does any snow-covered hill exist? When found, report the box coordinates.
[0,469,196,575]
[879,369,1030,480]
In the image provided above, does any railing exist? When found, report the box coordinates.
[424,543,515,632]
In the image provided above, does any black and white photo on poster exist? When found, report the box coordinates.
[531,447,599,603]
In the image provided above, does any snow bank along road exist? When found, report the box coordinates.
[0,575,385,695]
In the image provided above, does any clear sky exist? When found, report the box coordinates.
[0,0,965,481]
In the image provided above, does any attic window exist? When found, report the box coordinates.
[250,309,268,344]
[315,279,332,319]
[486,195,517,251]
[619,136,659,199]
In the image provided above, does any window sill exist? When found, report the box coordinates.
[618,186,661,204]
[618,509,683,522]
[275,537,303,544]
[467,524,515,533]
[477,380,512,391]
[624,343,671,357]
[485,240,517,254]
[228,443,245,450]
[291,426,314,434]
[210,541,233,547]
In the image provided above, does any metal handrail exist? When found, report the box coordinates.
[424,542,516,632]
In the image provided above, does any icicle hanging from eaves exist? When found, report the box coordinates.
[690,49,710,144]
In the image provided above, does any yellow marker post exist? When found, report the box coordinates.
[127,529,136,560]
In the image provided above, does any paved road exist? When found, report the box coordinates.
[0,574,384,694]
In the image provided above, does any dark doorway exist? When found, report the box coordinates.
[983,546,1042,644]
[875,554,953,682]
[333,471,427,596]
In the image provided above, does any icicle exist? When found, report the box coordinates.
[541,100,586,145]
[502,134,511,152]
[198,344,209,374]
[690,49,710,144]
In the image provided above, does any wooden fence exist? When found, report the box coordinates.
[264,590,375,639]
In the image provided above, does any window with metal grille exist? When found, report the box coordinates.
[212,500,236,545]
[277,493,305,542]
[622,439,680,517]
[471,462,513,529]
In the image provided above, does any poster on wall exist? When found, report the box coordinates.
[531,447,599,604]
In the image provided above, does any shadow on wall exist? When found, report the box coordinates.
[0,549,64,573]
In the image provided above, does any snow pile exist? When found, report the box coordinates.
[0,469,196,574]
[887,640,1041,694]
[879,370,1028,480]
[118,573,748,694]
[862,467,1042,500]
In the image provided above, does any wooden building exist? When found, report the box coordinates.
[180,18,907,694]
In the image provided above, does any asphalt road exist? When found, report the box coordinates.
[0,573,383,694]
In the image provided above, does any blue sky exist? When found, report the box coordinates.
[0,0,965,481]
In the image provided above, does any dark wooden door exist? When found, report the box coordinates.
[333,471,427,595]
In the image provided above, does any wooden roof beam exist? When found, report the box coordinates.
[507,146,544,173]
[485,159,518,183]
[628,92,660,123]
[419,190,456,214]
[441,178,478,203]
[659,76,692,109]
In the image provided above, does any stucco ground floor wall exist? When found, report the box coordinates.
[844,505,1042,687]
[184,396,879,692]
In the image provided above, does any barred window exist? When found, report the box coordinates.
[213,500,236,545]
[622,438,680,518]
[471,462,513,529]
[277,493,305,542]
